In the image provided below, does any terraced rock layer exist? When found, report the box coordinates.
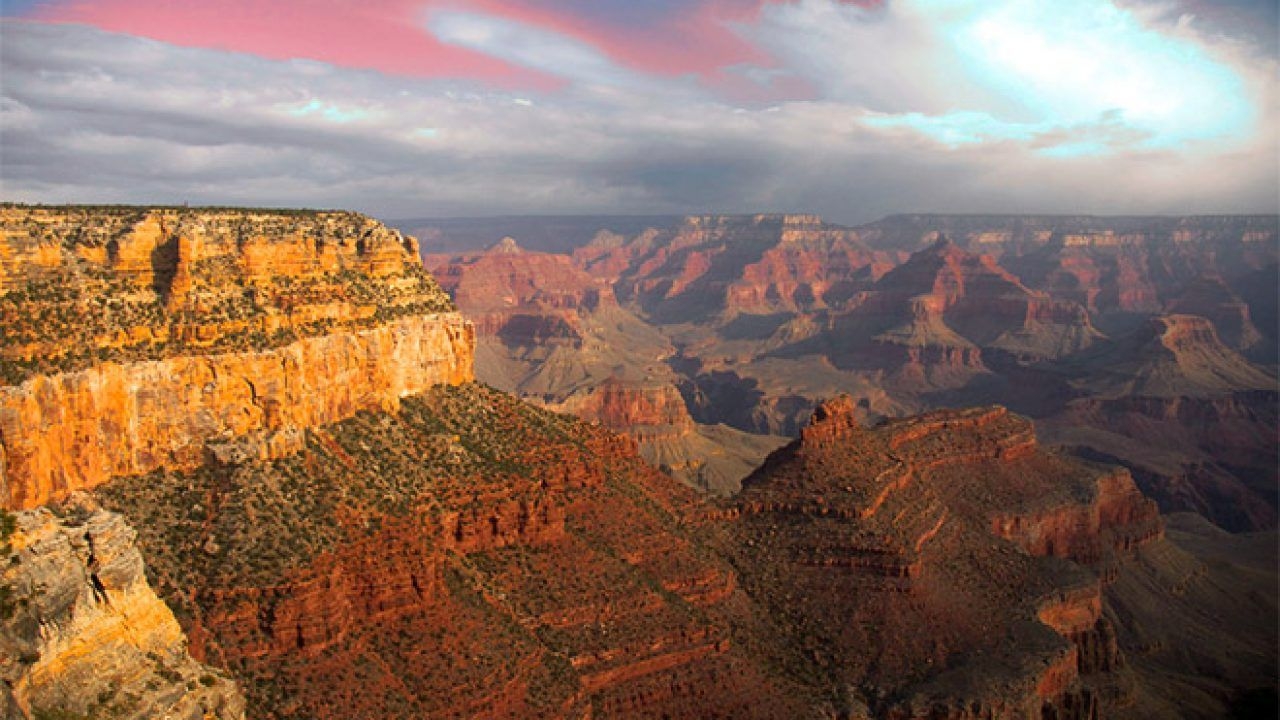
[727,397,1161,718]
[99,384,810,719]
[0,206,474,509]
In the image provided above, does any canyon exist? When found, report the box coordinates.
[417,212,1278,532]
[0,207,1273,719]
[424,237,784,492]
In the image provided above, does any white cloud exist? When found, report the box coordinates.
[745,0,1273,155]
[0,6,1275,223]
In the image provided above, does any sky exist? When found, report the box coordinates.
[0,0,1276,224]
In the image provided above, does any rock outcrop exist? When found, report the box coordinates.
[558,377,786,493]
[0,495,244,719]
[728,398,1160,718]
[99,383,810,719]
[0,206,474,510]
[1165,274,1264,354]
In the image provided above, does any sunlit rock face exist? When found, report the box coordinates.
[0,495,245,720]
[0,207,474,510]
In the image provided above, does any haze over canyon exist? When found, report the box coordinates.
[1,0,1277,718]
[0,206,1273,720]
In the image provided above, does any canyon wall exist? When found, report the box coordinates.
[730,398,1160,718]
[1,313,473,509]
[0,207,475,510]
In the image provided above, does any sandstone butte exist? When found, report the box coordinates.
[0,206,1270,719]
[0,205,474,510]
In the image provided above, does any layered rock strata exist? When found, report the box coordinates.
[99,383,811,719]
[0,496,244,719]
[728,397,1160,718]
[0,206,474,509]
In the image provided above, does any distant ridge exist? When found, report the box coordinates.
[392,211,1280,255]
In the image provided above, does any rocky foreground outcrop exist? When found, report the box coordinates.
[0,206,474,509]
[0,495,244,719]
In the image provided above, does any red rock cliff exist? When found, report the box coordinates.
[0,207,474,510]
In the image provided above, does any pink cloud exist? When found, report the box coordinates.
[34,0,558,87]
[469,0,774,77]
[31,0,883,96]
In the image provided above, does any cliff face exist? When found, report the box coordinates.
[0,206,453,376]
[0,496,244,720]
[990,468,1164,566]
[0,207,474,510]
[1165,275,1263,353]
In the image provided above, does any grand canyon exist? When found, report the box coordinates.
[0,207,1273,720]
[2,1,1277,718]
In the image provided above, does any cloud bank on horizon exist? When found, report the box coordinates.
[1,0,1275,223]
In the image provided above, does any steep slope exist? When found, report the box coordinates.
[724,398,1162,718]
[98,383,811,719]
[0,206,473,510]
[1104,513,1277,720]
[1041,315,1278,530]
[1072,314,1273,399]
[0,496,244,720]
